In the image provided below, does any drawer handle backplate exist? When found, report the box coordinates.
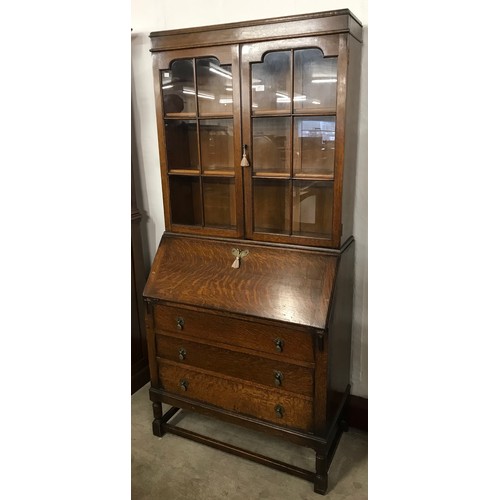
[274,404,284,418]
[179,379,189,391]
[273,370,284,386]
[176,317,185,330]
[274,338,284,353]
[178,348,187,361]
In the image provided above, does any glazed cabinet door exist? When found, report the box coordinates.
[241,36,344,247]
[152,45,244,237]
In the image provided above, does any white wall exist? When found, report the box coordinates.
[131,0,368,398]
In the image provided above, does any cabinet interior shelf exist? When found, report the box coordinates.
[165,112,233,119]
[252,172,334,180]
[251,109,336,117]
[168,169,236,177]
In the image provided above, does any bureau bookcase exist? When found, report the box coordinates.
[143,9,363,494]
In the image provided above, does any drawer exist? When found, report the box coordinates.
[158,361,314,432]
[156,334,314,397]
[154,305,315,363]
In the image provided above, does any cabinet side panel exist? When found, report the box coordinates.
[341,35,362,246]
[151,54,171,231]
[145,303,159,387]
[327,241,355,423]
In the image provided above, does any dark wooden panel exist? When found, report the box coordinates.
[131,163,149,394]
[131,259,141,365]
[156,334,314,396]
[327,239,355,422]
[158,361,313,431]
[348,395,368,432]
[144,234,337,329]
[153,304,315,363]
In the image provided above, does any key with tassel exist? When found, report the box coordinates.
[231,248,249,268]
[240,144,250,167]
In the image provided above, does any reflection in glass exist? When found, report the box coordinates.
[293,117,335,176]
[165,120,199,170]
[253,179,290,234]
[292,181,333,238]
[199,119,234,172]
[162,59,196,114]
[196,58,233,115]
[203,178,236,228]
[251,51,291,113]
[252,117,290,174]
[294,49,337,111]
[170,176,202,225]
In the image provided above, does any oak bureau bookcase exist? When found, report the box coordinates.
[143,9,363,494]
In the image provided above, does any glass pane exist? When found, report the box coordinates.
[199,119,234,172]
[170,176,202,226]
[162,59,196,114]
[253,179,290,234]
[203,178,236,228]
[165,120,199,170]
[196,58,233,115]
[251,51,291,114]
[294,49,337,112]
[292,181,333,238]
[293,117,335,176]
[252,117,290,175]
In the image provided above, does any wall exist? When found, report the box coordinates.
[131,0,368,398]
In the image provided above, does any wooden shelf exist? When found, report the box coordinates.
[292,173,334,180]
[165,113,234,120]
[252,172,291,179]
[293,108,336,116]
[168,169,200,176]
[198,113,233,119]
[251,108,336,117]
[165,113,197,119]
[251,109,292,117]
[202,170,236,177]
[252,173,334,180]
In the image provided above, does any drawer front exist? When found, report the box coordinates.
[158,361,313,432]
[154,305,314,363]
[156,334,313,397]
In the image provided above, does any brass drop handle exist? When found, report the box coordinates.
[179,379,189,391]
[274,404,284,419]
[178,348,187,361]
[176,317,185,330]
[273,370,284,387]
[274,338,284,353]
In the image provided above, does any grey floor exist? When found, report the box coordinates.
[132,383,367,499]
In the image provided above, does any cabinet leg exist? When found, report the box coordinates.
[152,402,163,437]
[314,453,328,495]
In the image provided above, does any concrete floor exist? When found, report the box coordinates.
[132,383,367,499]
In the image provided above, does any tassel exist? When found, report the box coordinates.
[240,144,250,167]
